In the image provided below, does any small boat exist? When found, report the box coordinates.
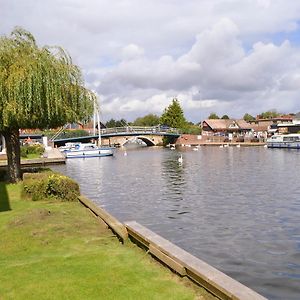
[64,143,114,158]
[267,134,300,149]
[59,142,81,152]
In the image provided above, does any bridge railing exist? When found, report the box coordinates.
[100,126,179,135]
[51,125,180,141]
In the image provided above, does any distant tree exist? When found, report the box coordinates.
[115,118,127,127]
[0,27,94,182]
[105,119,117,128]
[208,112,220,119]
[133,114,160,126]
[258,110,280,119]
[181,124,202,135]
[160,98,187,129]
[243,113,255,122]
[105,118,128,128]
[221,115,230,119]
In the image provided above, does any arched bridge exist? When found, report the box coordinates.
[52,126,180,147]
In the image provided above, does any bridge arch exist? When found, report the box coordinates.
[122,136,155,146]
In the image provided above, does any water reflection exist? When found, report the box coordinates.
[52,147,300,300]
[161,154,187,219]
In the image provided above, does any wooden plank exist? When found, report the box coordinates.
[127,229,149,248]
[0,157,66,169]
[149,244,186,276]
[125,221,267,300]
[79,195,128,242]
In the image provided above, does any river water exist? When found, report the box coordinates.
[52,146,300,300]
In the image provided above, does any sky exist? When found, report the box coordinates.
[1,0,300,123]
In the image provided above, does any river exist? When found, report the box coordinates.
[52,146,300,300]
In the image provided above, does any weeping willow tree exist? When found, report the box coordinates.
[0,27,94,182]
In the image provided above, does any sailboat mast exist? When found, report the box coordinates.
[97,108,101,146]
[93,100,96,136]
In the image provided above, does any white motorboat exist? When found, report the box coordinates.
[58,142,81,152]
[65,143,114,158]
[267,134,300,149]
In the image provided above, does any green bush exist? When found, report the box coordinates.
[20,146,28,158]
[181,124,202,135]
[22,172,80,201]
[21,144,44,158]
[41,129,89,139]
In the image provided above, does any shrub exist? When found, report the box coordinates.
[22,172,80,201]
[181,124,202,135]
[22,173,48,201]
[43,129,89,139]
[45,174,80,201]
[21,144,44,158]
[20,146,28,158]
[26,144,44,155]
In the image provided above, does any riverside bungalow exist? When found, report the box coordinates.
[247,116,294,137]
[201,119,252,141]
[247,116,293,128]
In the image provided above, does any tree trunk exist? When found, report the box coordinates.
[3,129,21,183]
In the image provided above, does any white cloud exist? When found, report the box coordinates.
[95,17,300,121]
[1,0,300,121]
[121,44,144,60]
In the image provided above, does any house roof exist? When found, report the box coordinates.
[235,119,252,130]
[203,119,252,130]
[249,116,293,123]
[248,124,269,132]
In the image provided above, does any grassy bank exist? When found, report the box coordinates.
[0,183,214,300]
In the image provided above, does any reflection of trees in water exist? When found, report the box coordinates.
[161,155,188,218]
[162,157,185,188]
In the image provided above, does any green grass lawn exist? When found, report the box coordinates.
[0,182,214,300]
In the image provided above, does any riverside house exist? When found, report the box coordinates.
[247,115,294,137]
[201,119,252,142]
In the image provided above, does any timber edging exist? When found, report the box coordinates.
[0,157,66,169]
[78,196,267,300]
[78,195,128,242]
[125,221,268,300]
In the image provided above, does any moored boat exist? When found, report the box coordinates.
[64,143,114,158]
[267,134,300,149]
[58,142,81,152]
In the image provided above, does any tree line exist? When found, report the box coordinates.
[105,106,294,133]
[206,110,294,121]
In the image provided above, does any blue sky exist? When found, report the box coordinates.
[1,0,300,122]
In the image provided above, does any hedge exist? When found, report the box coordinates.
[22,172,80,202]
[21,144,44,158]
